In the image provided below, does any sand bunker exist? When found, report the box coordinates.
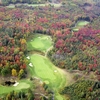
[13,81,19,87]
[27,56,30,59]
[29,63,33,67]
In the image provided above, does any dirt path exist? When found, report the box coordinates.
[56,67,74,86]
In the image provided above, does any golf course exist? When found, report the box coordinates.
[27,34,68,100]
[0,34,70,100]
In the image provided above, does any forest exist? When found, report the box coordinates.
[1,0,49,5]
[0,0,100,100]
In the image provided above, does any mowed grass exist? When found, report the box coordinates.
[77,21,89,26]
[0,79,32,95]
[27,34,66,100]
[27,34,52,52]
[72,21,89,31]
[28,54,66,94]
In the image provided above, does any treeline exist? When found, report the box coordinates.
[1,89,34,100]
[61,80,100,100]
[0,26,27,78]
[1,0,49,6]
[48,27,100,79]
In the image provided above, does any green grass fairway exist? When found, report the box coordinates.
[28,54,66,100]
[27,34,52,52]
[29,54,66,88]
[77,21,89,26]
[72,21,89,31]
[0,80,32,95]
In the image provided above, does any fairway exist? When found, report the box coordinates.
[0,80,32,95]
[72,20,89,31]
[29,54,66,88]
[77,21,89,26]
[28,54,66,100]
[27,34,52,52]
[27,34,67,100]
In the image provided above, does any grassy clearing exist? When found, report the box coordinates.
[0,79,32,95]
[27,34,52,52]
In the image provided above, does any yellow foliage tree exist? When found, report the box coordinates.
[18,69,24,79]
[20,38,26,45]
[12,69,17,76]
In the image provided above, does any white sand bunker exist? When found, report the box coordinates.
[29,63,33,67]
[54,70,57,72]
[27,56,30,59]
[13,81,19,87]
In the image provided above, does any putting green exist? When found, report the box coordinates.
[27,34,52,52]
[0,80,32,95]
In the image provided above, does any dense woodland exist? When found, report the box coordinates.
[0,0,100,99]
[61,80,100,100]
